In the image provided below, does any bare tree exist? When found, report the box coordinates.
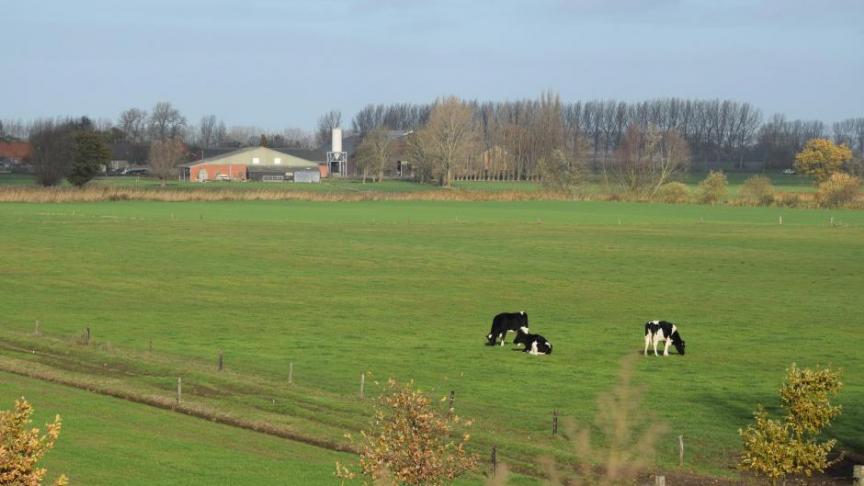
[315,110,342,148]
[148,137,185,187]
[198,115,219,149]
[418,97,479,186]
[354,128,393,183]
[148,102,186,141]
[654,129,691,192]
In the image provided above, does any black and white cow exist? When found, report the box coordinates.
[486,312,529,346]
[643,320,686,356]
[513,330,553,355]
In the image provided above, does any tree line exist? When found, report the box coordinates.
[351,97,864,173]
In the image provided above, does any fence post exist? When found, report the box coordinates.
[84,327,91,345]
[779,215,783,225]
[491,445,497,476]
[288,362,293,385]
[655,475,666,486]
[448,390,455,411]
[217,351,223,371]
[678,435,684,467]
[552,409,558,435]
[359,372,365,399]
[176,377,182,404]
[830,216,834,226]
[853,465,863,486]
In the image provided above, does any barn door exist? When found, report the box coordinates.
[198,169,208,182]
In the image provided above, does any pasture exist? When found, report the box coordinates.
[0,199,862,484]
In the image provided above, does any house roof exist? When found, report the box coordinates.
[0,141,32,160]
[181,146,321,168]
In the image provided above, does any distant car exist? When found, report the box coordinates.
[782,169,795,175]
[121,168,148,176]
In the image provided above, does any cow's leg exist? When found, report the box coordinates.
[653,336,660,356]
[499,332,505,346]
[663,338,671,356]
[644,334,651,356]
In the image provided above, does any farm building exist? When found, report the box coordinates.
[180,146,326,182]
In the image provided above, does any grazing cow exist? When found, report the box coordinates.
[643,320,686,356]
[486,312,529,346]
[513,330,553,355]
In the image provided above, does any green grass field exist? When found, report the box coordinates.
[0,199,861,484]
[0,371,352,485]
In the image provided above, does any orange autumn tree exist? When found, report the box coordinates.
[794,138,853,183]
[0,397,67,485]
[336,379,478,485]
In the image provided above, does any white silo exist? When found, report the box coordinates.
[331,128,342,153]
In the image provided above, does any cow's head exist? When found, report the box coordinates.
[485,333,496,346]
[674,339,686,355]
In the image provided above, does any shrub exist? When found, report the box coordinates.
[0,397,68,485]
[794,138,853,184]
[336,379,478,485]
[655,182,690,203]
[739,364,842,485]
[773,192,803,208]
[697,170,728,204]
[816,172,861,208]
[740,175,775,205]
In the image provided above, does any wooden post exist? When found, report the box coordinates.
[853,465,863,486]
[217,351,223,371]
[655,475,666,486]
[176,377,182,404]
[448,390,455,411]
[779,215,783,225]
[552,409,558,435]
[830,216,834,226]
[490,445,497,476]
[84,327,90,345]
[359,372,365,399]
[678,435,684,467]
[288,362,293,385]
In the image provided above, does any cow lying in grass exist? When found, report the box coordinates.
[486,311,529,346]
[513,330,553,355]
[644,320,685,356]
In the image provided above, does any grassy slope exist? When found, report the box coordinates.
[0,200,861,481]
[0,371,352,485]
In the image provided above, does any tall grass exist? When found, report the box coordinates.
[2,185,861,208]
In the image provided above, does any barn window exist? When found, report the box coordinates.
[274,157,282,165]
[252,157,260,165]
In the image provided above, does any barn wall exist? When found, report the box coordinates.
[189,164,247,181]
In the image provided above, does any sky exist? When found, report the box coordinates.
[3,0,863,132]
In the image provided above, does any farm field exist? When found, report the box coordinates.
[0,371,353,485]
[0,199,862,484]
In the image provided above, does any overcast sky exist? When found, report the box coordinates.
[4,0,863,131]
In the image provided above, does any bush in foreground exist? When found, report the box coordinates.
[740,175,775,205]
[336,379,478,485]
[655,182,690,203]
[489,356,665,486]
[816,172,861,208]
[0,397,67,485]
[697,171,728,204]
[739,364,842,485]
